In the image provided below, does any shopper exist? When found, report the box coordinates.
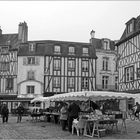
[1,103,9,123]
[16,103,24,123]
[67,102,81,132]
[60,103,68,131]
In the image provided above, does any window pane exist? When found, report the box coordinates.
[54,59,60,70]
[82,61,88,71]
[27,86,34,94]
[6,78,13,90]
[83,48,88,55]
[53,77,60,87]
[54,45,61,54]
[68,60,75,70]
[69,47,75,54]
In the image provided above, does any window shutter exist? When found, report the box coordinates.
[23,57,27,65]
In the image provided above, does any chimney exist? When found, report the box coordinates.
[90,30,95,44]
[18,21,28,43]
[0,26,2,35]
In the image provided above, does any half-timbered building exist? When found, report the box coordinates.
[18,38,97,101]
[0,22,28,111]
[44,39,97,96]
[116,15,140,93]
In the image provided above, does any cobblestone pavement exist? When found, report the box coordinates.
[0,116,140,139]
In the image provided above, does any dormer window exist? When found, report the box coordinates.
[68,46,75,55]
[54,45,61,54]
[103,40,110,50]
[83,47,89,56]
[127,22,133,34]
[29,43,35,52]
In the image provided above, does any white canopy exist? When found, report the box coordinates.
[48,91,138,102]
[31,96,50,103]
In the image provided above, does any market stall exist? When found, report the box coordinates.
[46,91,137,137]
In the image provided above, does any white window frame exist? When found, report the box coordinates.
[29,43,35,52]
[68,77,74,88]
[27,57,36,65]
[27,85,35,94]
[102,57,109,71]
[54,59,61,70]
[6,78,14,90]
[125,66,134,82]
[53,77,60,87]
[0,62,10,71]
[54,45,61,54]
[102,76,109,89]
[68,46,75,55]
[82,77,88,89]
[68,60,75,70]
[82,47,89,56]
[82,61,88,71]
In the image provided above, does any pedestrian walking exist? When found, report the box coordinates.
[60,102,68,131]
[67,102,81,132]
[1,103,9,123]
[16,103,24,123]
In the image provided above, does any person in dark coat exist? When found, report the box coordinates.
[16,104,24,123]
[67,102,81,132]
[60,103,68,131]
[1,103,9,123]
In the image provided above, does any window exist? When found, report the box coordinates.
[127,22,133,33]
[1,47,9,54]
[6,78,13,90]
[54,59,61,70]
[68,60,75,70]
[27,71,35,80]
[104,41,109,50]
[29,43,35,52]
[27,86,35,94]
[68,77,74,88]
[82,77,88,89]
[82,61,88,71]
[102,76,109,89]
[83,47,89,56]
[68,46,75,55]
[27,57,35,65]
[115,76,118,90]
[0,62,10,71]
[125,66,134,82]
[54,45,61,54]
[103,57,109,71]
[53,77,60,87]
[23,57,39,65]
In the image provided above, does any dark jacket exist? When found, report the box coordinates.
[17,106,24,115]
[1,105,9,116]
[68,103,80,118]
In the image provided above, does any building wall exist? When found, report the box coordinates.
[0,49,18,94]
[17,56,44,98]
[118,34,140,92]
[44,56,96,95]
[96,48,118,91]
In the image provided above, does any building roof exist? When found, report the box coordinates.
[18,38,115,58]
[91,38,115,51]
[0,33,19,50]
[18,40,97,59]
[116,15,140,45]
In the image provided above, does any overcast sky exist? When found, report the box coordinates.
[0,1,140,43]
